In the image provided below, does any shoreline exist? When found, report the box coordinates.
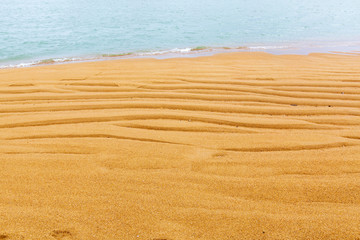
[1,39,360,69]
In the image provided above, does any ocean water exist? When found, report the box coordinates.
[1,0,360,68]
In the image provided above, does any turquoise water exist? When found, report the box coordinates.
[1,0,360,67]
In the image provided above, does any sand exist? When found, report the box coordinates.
[1,52,360,240]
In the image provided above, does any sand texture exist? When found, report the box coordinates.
[1,52,360,239]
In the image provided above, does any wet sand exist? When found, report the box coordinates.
[1,52,360,239]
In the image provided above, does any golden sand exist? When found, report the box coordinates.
[1,52,360,239]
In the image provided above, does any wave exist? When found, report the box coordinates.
[0,47,214,69]
[1,41,360,69]
[0,57,82,69]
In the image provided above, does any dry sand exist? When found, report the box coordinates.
[1,52,360,240]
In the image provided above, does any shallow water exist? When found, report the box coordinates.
[1,0,360,67]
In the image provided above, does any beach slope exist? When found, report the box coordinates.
[1,52,360,239]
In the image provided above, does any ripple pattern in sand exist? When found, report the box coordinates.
[1,53,360,239]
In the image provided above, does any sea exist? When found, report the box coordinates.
[1,0,360,68]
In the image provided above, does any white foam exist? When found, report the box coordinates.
[137,48,192,56]
[0,62,35,69]
[248,45,289,50]
[52,57,82,62]
[0,57,88,69]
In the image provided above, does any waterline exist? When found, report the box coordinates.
[1,40,360,69]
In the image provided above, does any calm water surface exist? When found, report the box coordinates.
[1,0,360,67]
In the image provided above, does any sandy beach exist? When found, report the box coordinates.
[1,52,360,240]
